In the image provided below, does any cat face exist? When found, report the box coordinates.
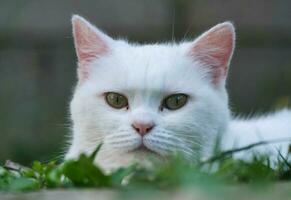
[66,15,235,170]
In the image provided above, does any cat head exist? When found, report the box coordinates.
[66,15,235,170]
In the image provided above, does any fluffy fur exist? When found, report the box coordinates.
[66,15,291,171]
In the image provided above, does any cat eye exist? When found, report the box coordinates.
[105,92,128,109]
[163,94,188,110]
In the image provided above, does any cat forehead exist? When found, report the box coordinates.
[109,42,187,70]
[88,42,206,93]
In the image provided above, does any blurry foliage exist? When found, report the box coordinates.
[0,144,290,192]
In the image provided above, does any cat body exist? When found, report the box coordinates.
[224,109,291,161]
[66,15,291,171]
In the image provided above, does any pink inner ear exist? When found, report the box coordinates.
[188,23,234,84]
[73,17,109,81]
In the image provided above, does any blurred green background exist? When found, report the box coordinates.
[0,0,290,165]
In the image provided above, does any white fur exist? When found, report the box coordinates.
[66,15,291,171]
[223,109,291,161]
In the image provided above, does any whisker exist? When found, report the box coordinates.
[147,136,194,156]
[171,7,176,42]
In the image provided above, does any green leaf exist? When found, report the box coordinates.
[89,143,102,162]
[8,177,40,192]
[62,154,111,187]
[0,166,8,177]
[110,164,137,186]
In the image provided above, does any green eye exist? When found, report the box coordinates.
[163,94,188,110]
[105,92,128,109]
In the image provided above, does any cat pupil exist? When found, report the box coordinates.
[105,92,128,109]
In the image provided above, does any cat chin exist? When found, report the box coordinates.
[95,149,165,172]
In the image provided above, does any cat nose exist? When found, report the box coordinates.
[132,121,155,136]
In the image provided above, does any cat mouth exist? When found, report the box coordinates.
[131,144,157,155]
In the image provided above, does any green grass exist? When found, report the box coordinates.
[0,144,290,192]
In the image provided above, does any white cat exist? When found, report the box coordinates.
[66,15,291,171]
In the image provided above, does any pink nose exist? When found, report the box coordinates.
[132,122,155,136]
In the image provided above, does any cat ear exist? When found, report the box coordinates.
[187,22,235,85]
[72,15,113,82]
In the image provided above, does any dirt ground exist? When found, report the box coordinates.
[1,182,290,200]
